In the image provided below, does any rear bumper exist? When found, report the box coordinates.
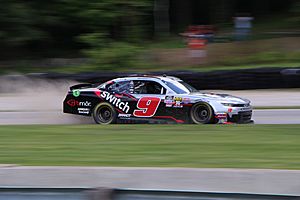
[228,111,252,123]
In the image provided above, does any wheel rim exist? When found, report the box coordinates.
[97,106,113,123]
[193,105,210,123]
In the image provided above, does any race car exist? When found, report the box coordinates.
[63,75,252,124]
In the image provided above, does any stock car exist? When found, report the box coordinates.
[63,75,253,124]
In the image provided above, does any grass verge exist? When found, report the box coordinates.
[0,124,299,169]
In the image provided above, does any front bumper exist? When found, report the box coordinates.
[228,111,252,123]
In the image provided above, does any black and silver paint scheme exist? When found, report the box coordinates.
[63,76,253,124]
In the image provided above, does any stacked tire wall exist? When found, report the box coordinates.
[28,67,300,90]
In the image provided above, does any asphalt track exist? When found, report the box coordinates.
[1,166,300,196]
[0,109,299,125]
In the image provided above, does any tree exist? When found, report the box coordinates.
[75,0,153,69]
[0,1,46,46]
[154,0,170,37]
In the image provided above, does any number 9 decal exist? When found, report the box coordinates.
[133,97,161,117]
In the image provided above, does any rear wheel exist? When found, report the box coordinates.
[93,102,117,124]
[190,102,215,124]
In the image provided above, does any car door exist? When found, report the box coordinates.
[131,80,166,118]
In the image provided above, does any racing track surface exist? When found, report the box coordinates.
[0,109,300,125]
[1,166,300,196]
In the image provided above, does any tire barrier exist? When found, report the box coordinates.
[22,67,300,90]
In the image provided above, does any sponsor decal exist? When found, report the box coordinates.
[164,96,185,108]
[165,96,174,100]
[67,99,91,107]
[166,104,173,107]
[173,97,182,101]
[78,108,90,114]
[79,101,91,107]
[182,98,191,104]
[164,100,173,104]
[173,101,183,108]
[67,99,79,107]
[129,81,134,93]
[165,96,189,108]
[100,91,130,113]
[164,96,174,107]
[215,113,228,124]
[118,113,131,118]
[215,113,227,119]
[72,90,80,97]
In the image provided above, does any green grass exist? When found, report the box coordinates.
[0,125,300,169]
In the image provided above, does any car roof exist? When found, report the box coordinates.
[112,75,182,83]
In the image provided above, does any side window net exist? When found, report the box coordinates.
[107,81,131,94]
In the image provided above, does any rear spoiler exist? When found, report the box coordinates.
[70,83,93,91]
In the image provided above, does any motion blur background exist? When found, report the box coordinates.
[0,0,299,73]
[1,1,300,199]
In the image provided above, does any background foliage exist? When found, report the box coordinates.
[0,0,299,72]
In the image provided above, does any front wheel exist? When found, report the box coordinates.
[93,102,117,124]
[190,102,215,124]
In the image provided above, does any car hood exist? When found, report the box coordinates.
[188,92,250,104]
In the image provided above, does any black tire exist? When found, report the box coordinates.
[93,102,117,124]
[190,102,215,124]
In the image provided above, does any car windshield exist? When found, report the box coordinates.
[163,80,198,94]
